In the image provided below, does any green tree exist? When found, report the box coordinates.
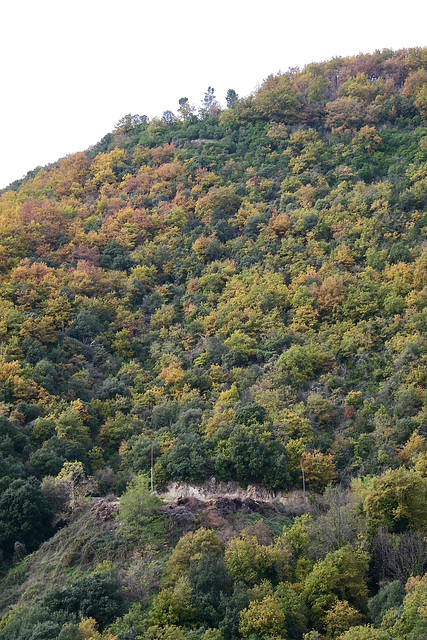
[55,408,91,445]
[303,546,369,629]
[225,534,290,586]
[0,477,53,557]
[324,600,364,639]
[41,460,95,517]
[162,433,208,484]
[227,425,270,484]
[239,594,286,638]
[275,343,335,389]
[44,570,125,631]
[187,552,233,626]
[387,573,427,640]
[275,581,308,638]
[146,577,196,627]
[163,528,224,587]
[225,89,239,109]
[116,473,168,546]
[368,580,405,628]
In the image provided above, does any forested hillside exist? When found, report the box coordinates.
[1,47,427,639]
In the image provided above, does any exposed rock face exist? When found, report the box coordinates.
[160,478,306,508]
[158,481,309,533]
[161,478,276,502]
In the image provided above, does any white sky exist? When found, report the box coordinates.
[0,0,426,189]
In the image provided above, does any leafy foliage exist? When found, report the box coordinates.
[1,46,427,638]
[116,473,168,545]
[0,477,53,557]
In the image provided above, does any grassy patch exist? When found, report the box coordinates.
[0,505,121,614]
[242,511,292,538]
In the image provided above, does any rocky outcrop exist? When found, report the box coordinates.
[160,478,276,502]
[159,478,306,509]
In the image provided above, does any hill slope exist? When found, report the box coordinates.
[1,46,427,639]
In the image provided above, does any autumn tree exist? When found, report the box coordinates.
[301,451,338,491]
